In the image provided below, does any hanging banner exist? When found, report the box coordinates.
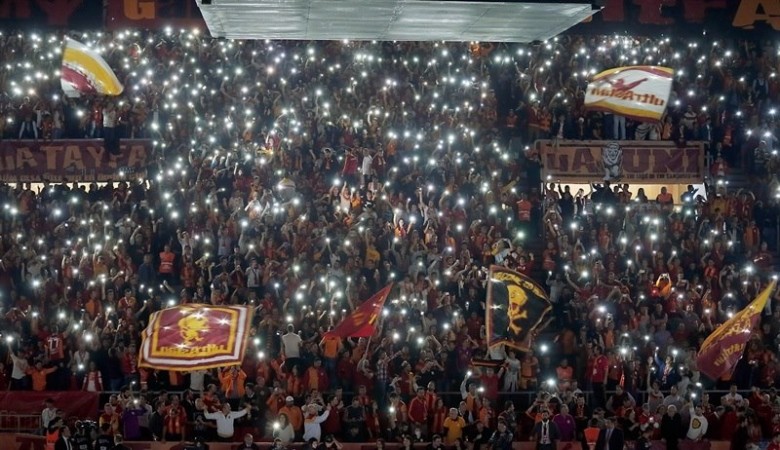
[537,140,705,184]
[0,140,150,183]
[0,0,102,28]
[105,0,205,30]
[584,66,673,122]
[572,0,780,37]
[139,305,254,371]
[0,392,99,421]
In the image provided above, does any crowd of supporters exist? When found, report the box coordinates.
[0,29,779,449]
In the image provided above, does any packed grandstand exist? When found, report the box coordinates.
[0,21,779,450]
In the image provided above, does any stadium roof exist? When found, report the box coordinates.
[197,0,599,43]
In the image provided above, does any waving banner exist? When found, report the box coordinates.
[61,38,124,98]
[139,305,254,371]
[486,266,552,351]
[697,281,776,380]
[324,284,393,339]
[585,66,673,122]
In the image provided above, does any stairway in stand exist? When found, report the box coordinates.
[719,166,752,193]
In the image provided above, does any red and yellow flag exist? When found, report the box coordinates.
[697,281,776,380]
[139,305,254,371]
[61,38,124,98]
[324,284,393,339]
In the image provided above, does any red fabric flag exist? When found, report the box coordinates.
[324,284,393,338]
[139,305,254,371]
[697,281,775,380]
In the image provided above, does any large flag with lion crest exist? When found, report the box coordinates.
[486,266,552,351]
[139,305,254,371]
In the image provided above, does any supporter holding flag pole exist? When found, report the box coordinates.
[60,38,124,98]
[696,280,777,380]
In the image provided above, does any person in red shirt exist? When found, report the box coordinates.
[408,387,429,435]
[303,358,330,393]
[341,148,359,185]
[163,396,187,442]
[479,367,499,403]
[590,345,609,410]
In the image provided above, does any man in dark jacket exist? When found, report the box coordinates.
[55,426,74,450]
[595,417,625,450]
[532,410,560,450]
[660,405,683,450]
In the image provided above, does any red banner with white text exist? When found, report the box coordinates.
[105,0,205,30]
[0,0,102,28]
[0,139,150,183]
[571,0,780,37]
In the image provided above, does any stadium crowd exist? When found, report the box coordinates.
[0,28,779,450]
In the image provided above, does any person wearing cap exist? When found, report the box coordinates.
[278,396,303,435]
[303,402,331,442]
[660,405,683,450]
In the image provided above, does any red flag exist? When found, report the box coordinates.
[697,281,775,380]
[139,305,254,371]
[324,284,393,338]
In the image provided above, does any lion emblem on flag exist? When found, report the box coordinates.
[601,141,623,181]
[178,313,209,346]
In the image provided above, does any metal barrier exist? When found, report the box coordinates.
[0,413,41,434]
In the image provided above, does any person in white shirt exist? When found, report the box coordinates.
[281,324,303,371]
[360,149,373,186]
[686,404,708,441]
[9,348,29,390]
[41,398,57,435]
[302,403,331,442]
[721,384,743,407]
[204,403,250,440]
[188,369,207,392]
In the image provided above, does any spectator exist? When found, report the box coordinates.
[686,404,708,442]
[54,425,74,450]
[235,433,260,450]
[204,403,250,442]
[661,405,684,450]
[272,413,295,444]
[532,409,560,450]
[442,407,466,445]
[302,403,331,442]
[552,404,576,442]
[41,398,57,435]
[595,417,624,450]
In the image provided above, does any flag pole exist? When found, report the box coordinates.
[484,265,495,355]
[363,284,392,360]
